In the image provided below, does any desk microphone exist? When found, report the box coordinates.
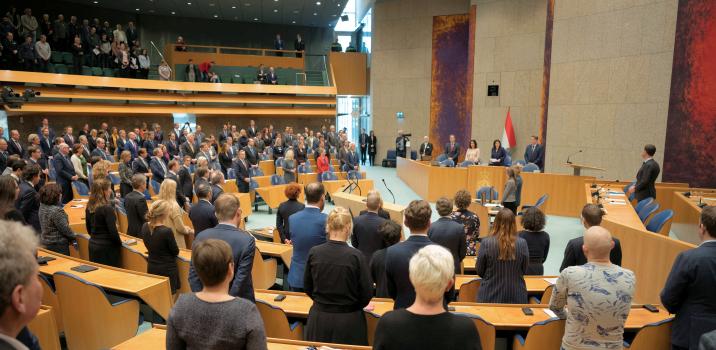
[382,179,396,204]
[566,150,582,164]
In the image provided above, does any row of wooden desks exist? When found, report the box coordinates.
[37,249,174,319]
[253,290,671,331]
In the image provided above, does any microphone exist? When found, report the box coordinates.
[566,150,582,164]
[382,178,396,204]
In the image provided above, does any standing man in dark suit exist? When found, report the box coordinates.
[40,127,53,157]
[210,172,224,204]
[233,150,251,193]
[559,204,622,272]
[52,143,78,204]
[17,164,41,232]
[188,193,255,301]
[428,197,466,274]
[149,148,168,183]
[243,138,259,167]
[166,161,187,210]
[385,200,436,309]
[180,134,197,159]
[124,174,148,237]
[132,149,150,175]
[523,135,544,170]
[189,183,218,236]
[7,130,25,158]
[661,206,716,350]
[178,156,194,200]
[359,128,368,166]
[627,144,660,201]
[351,190,388,261]
[26,146,47,190]
[444,134,460,164]
[419,136,433,159]
[91,138,110,161]
[287,182,328,292]
[62,126,75,147]
[37,118,55,141]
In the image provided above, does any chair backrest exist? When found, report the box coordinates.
[249,179,260,190]
[638,202,660,222]
[321,172,338,181]
[436,154,448,163]
[255,299,303,340]
[534,194,549,208]
[476,186,499,202]
[635,197,654,213]
[275,157,284,168]
[457,278,482,302]
[348,170,362,180]
[149,179,161,196]
[364,311,381,346]
[259,153,270,161]
[252,247,278,290]
[53,272,140,350]
[518,318,566,350]
[298,163,311,173]
[270,174,285,185]
[116,210,128,234]
[39,274,64,332]
[645,209,674,234]
[625,319,672,350]
[623,181,636,193]
[108,173,121,185]
[523,163,539,172]
[514,160,527,166]
[328,164,335,172]
[504,153,512,166]
[459,161,475,167]
[250,167,264,176]
[227,168,236,179]
[459,313,496,350]
[530,285,554,305]
[386,149,396,160]
[72,181,89,196]
[74,234,91,260]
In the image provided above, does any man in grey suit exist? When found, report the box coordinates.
[428,197,466,274]
[124,174,148,237]
[661,206,716,350]
[188,193,255,301]
[627,144,660,201]
[351,190,387,261]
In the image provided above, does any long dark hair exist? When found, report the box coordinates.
[492,139,501,151]
[491,209,517,260]
[470,140,478,149]
[0,176,19,218]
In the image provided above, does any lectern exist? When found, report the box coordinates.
[564,163,606,176]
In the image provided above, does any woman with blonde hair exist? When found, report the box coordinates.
[86,179,122,267]
[118,150,134,197]
[157,179,194,248]
[476,208,528,303]
[142,200,180,293]
[283,149,297,183]
[304,206,373,345]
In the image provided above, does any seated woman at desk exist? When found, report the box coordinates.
[142,200,181,294]
[489,139,507,166]
[86,179,122,267]
[304,207,373,345]
[167,239,267,349]
[464,139,480,164]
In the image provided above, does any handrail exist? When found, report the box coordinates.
[149,41,172,80]
[167,44,302,56]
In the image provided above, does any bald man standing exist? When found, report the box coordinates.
[549,226,636,350]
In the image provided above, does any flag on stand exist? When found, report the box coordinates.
[501,107,516,150]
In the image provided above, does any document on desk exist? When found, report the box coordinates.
[543,277,558,285]
[543,309,558,318]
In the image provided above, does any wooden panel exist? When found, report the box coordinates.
[6,102,336,117]
[28,306,61,350]
[466,165,507,199]
[30,87,336,105]
[520,172,594,217]
[586,185,696,304]
[332,191,406,227]
[396,157,430,199]
[166,44,305,70]
[428,166,468,201]
[671,192,704,245]
[329,52,368,95]
[0,71,336,95]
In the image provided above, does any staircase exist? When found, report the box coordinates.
[305,71,326,86]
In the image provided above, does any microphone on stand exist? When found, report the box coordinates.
[566,150,583,164]
[382,178,396,204]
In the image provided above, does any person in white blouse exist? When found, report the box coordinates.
[138,49,151,79]
[69,143,88,184]
[465,139,480,164]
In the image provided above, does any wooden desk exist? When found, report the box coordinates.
[254,290,671,331]
[454,275,555,294]
[255,241,292,268]
[37,249,174,319]
[671,192,712,245]
[323,179,374,197]
[259,160,276,176]
[332,191,405,227]
[462,256,477,272]
[255,184,306,212]
[297,172,319,184]
[28,306,61,350]
[586,184,696,304]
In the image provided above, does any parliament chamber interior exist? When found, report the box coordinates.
[0,0,715,349]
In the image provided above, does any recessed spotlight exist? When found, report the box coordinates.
[293,10,299,14]
[245,2,251,6]
[186,2,191,4]
[313,12,318,15]
[209,3,215,6]
[213,14,218,18]
[93,0,98,3]
[316,1,321,5]
[135,8,140,11]
[234,16,238,19]
[231,5,236,8]
[253,17,259,21]
[291,20,296,24]
[274,0,279,2]
[337,3,341,6]
[273,9,278,12]
[171,11,176,14]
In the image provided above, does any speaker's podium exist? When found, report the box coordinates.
[564,162,606,176]
[331,191,406,226]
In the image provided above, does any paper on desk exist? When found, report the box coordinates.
[607,201,627,205]
[543,309,558,318]
[70,205,84,209]
[484,203,500,208]
[543,277,558,285]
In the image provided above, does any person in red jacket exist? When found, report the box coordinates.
[316,148,330,182]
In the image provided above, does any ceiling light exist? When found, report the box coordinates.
[187,2,191,4]
[213,14,218,18]
[337,3,341,6]
[209,3,215,6]
[292,20,296,24]
[316,1,321,5]
[313,12,318,15]
[171,11,176,14]
[245,2,251,6]
[231,5,236,8]
[253,17,259,21]
[293,10,299,13]
[273,9,278,12]
[135,8,140,11]
[93,0,98,3]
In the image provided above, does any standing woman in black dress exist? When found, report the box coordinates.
[304,207,373,345]
[368,131,377,166]
[142,200,180,294]
[86,179,122,267]
[517,207,550,275]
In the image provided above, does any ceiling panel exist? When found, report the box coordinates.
[64,0,346,27]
